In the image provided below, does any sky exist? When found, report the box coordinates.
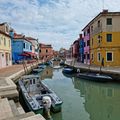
[0,0,120,50]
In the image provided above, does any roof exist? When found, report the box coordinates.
[39,43,52,48]
[82,10,120,31]
[14,33,32,43]
[0,30,10,38]
[26,37,37,40]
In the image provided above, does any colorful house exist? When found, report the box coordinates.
[11,33,32,63]
[39,43,53,61]
[79,34,84,63]
[0,23,12,68]
[26,37,39,59]
[84,10,120,66]
[72,40,79,59]
[82,26,90,65]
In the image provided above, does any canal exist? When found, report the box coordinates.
[39,66,120,120]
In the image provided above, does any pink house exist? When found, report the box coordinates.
[82,27,90,64]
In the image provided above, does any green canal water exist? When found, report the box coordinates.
[39,66,120,120]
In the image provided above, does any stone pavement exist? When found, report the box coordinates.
[66,59,120,75]
[0,62,39,98]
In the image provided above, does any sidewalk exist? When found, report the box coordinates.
[0,62,39,98]
[65,59,120,75]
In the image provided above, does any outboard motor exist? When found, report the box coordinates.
[42,96,52,119]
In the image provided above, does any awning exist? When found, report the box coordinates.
[24,52,37,57]
[19,52,29,57]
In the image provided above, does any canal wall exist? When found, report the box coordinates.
[65,61,120,81]
[0,62,46,120]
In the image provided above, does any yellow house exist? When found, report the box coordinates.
[0,23,12,68]
[84,10,120,67]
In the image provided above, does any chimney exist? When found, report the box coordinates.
[102,9,108,13]
[79,34,83,39]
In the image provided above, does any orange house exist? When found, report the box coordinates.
[39,43,53,61]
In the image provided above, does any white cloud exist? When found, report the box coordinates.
[0,0,120,50]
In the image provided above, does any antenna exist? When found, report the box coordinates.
[102,0,104,10]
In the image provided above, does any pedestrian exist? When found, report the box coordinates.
[101,58,104,67]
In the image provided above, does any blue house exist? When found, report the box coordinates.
[79,34,84,63]
[10,31,32,63]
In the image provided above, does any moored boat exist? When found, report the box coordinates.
[18,75,63,115]
[33,68,43,73]
[62,67,74,74]
[77,72,113,82]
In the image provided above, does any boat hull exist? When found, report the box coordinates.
[51,103,62,113]
[62,68,74,74]
[77,73,112,82]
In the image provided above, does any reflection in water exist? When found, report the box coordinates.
[40,66,53,80]
[73,77,120,120]
[39,66,120,120]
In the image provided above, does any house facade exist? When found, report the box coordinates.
[0,23,12,68]
[11,33,32,63]
[39,43,53,61]
[82,26,90,65]
[72,40,79,59]
[88,10,120,66]
[26,37,39,59]
[79,34,84,63]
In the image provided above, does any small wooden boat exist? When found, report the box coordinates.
[59,61,64,66]
[53,66,61,69]
[62,67,74,74]
[77,72,112,82]
[33,68,43,73]
[38,64,46,69]
[18,75,63,115]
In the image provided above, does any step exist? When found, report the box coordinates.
[3,112,35,120]
[0,89,18,98]
[20,114,46,120]
[9,100,19,116]
[17,107,25,115]
[0,98,14,120]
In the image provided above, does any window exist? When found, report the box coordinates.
[23,43,25,48]
[98,20,100,27]
[30,45,32,50]
[84,42,86,47]
[4,38,6,46]
[87,40,90,46]
[91,53,94,60]
[84,54,86,59]
[98,35,101,44]
[97,52,101,62]
[87,54,90,59]
[84,32,85,36]
[107,18,112,25]
[8,40,10,47]
[106,34,112,42]
[33,79,35,84]
[46,49,48,53]
[91,38,93,46]
[87,29,90,34]
[107,52,113,61]
[91,26,93,32]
